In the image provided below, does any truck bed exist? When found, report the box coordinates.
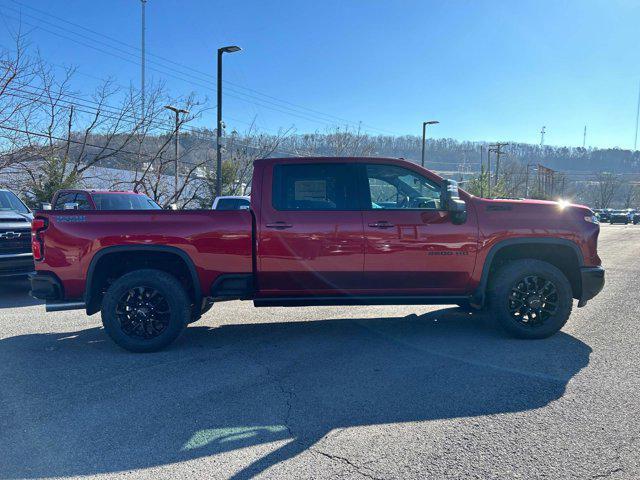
[34,209,254,300]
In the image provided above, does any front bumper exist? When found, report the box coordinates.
[578,266,605,307]
[0,252,35,278]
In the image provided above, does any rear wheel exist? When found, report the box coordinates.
[488,259,572,339]
[101,269,190,352]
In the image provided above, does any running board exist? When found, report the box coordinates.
[253,295,471,308]
[45,301,86,312]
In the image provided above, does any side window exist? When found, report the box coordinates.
[273,164,357,211]
[216,199,235,210]
[74,193,93,210]
[366,164,442,210]
[53,192,75,210]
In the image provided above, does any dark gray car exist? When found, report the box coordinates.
[0,190,34,278]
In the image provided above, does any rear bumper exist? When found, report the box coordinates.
[0,252,35,278]
[28,272,63,300]
[578,266,605,307]
[29,272,86,312]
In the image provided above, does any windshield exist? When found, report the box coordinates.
[0,191,30,214]
[92,193,161,210]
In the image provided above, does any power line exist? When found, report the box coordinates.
[1,1,398,135]
[0,118,310,160]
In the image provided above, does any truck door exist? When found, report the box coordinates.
[360,162,478,295]
[257,162,364,294]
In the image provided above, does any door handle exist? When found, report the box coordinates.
[368,221,395,229]
[266,222,293,230]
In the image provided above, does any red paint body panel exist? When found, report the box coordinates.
[35,210,252,299]
[34,157,601,304]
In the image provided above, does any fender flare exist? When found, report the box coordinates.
[474,237,584,305]
[84,245,202,315]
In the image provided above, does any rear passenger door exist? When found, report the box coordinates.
[257,162,364,295]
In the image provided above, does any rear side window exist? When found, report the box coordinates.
[272,164,358,211]
[92,194,160,210]
[74,193,93,210]
[53,192,75,210]
[217,198,250,210]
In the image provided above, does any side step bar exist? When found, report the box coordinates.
[45,301,86,312]
[254,295,471,308]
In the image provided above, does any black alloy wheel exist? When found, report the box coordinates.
[101,269,190,352]
[508,275,559,327]
[488,259,572,339]
[115,286,171,339]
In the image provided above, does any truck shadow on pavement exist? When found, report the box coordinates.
[0,278,42,308]
[0,308,591,479]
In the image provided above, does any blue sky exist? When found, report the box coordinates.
[1,0,639,149]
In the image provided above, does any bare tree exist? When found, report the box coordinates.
[622,182,639,209]
[591,173,621,209]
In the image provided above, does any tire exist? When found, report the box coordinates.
[487,259,573,339]
[101,269,190,352]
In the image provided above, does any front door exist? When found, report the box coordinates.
[360,162,478,295]
[257,162,364,295]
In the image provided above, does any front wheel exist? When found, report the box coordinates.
[101,269,190,352]
[488,259,573,339]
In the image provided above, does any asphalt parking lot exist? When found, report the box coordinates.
[0,224,638,479]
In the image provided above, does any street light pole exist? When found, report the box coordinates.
[216,45,242,198]
[140,0,146,121]
[164,105,189,199]
[421,120,439,167]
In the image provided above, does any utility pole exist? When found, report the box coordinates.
[635,80,640,151]
[583,125,587,148]
[540,126,546,147]
[487,147,493,198]
[479,145,484,198]
[164,105,189,200]
[525,163,536,198]
[489,142,509,189]
[216,45,242,198]
[140,0,146,121]
[421,120,439,167]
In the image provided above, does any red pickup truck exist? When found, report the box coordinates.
[50,189,161,211]
[29,157,604,352]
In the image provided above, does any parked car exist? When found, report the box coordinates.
[30,156,605,352]
[0,189,34,278]
[51,189,161,210]
[633,210,640,225]
[608,210,632,224]
[595,208,613,223]
[212,195,251,210]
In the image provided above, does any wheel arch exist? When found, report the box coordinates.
[84,245,202,315]
[475,238,584,305]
